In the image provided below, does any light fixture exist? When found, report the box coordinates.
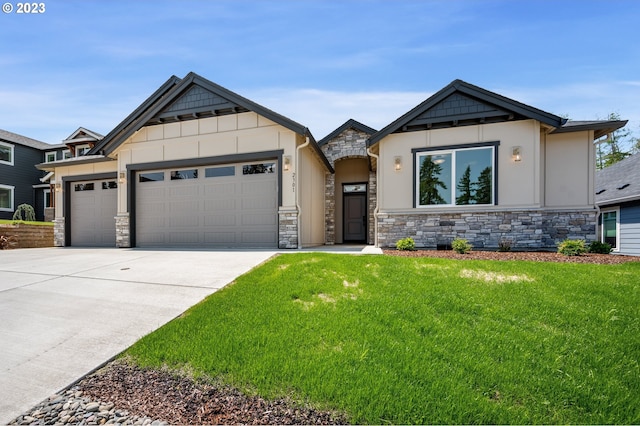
[512,146,522,162]
[283,155,291,172]
[394,156,402,171]
[55,183,61,192]
[118,172,126,183]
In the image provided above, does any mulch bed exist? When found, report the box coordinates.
[383,249,640,264]
[79,360,347,425]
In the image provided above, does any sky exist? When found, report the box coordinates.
[1,0,639,147]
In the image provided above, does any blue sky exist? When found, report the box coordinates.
[1,0,639,146]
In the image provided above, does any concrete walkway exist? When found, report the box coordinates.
[0,247,278,424]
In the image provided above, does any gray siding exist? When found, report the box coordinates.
[620,201,640,256]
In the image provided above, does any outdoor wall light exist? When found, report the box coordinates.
[394,156,402,171]
[512,146,522,162]
[55,183,61,192]
[118,172,126,183]
[283,155,291,171]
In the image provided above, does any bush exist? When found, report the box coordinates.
[498,238,512,252]
[452,238,472,254]
[557,239,587,256]
[588,241,612,254]
[0,234,18,250]
[12,204,36,222]
[395,237,416,251]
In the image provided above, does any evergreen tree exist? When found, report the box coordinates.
[596,113,632,169]
[419,156,448,205]
[473,166,492,204]
[455,165,474,205]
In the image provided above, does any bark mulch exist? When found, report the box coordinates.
[383,249,640,264]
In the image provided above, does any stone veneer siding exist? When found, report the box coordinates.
[115,213,130,248]
[324,174,336,244]
[279,209,298,249]
[53,218,65,247]
[377,209,597,251]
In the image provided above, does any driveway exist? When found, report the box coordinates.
[0,247,277,424]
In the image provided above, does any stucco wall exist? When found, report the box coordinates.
[298,140,326,247]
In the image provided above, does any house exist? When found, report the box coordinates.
[595,153,640,256]
[38,72,627,250]
[0,129,66,221]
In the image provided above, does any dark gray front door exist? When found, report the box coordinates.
[343,193,367,242]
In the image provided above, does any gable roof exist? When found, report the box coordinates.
[318,119,377,146]
[596,153,640,205]
[63,127,104,144]
[368,79,567,147]
[0,128,64,151]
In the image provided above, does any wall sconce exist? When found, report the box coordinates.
[512,146,522,162]
[394,156,402,171]
[55,183,61,192]
[118,172,126,183]
[283,155,291,172]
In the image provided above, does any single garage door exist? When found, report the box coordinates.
[70,179,117,246]
[136,161,278,248]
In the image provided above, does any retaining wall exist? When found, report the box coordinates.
[0,223,54,249]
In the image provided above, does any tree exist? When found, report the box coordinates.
[419,156,447,205]
[596,113,632,169]
[455,165,474,205]
[473,167,492,204]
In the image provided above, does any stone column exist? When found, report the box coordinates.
[115,213,130,248]
[324,173,335,245]
[278,208,298,249]
[53,218,65,247]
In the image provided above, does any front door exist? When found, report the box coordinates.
[343,183,367,242]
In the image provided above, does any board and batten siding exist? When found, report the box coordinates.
[620,201,640,256]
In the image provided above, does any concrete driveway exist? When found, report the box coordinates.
[0,247,277,424]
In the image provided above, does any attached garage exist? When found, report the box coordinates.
[134,160,278,248]
[68,178,117,247]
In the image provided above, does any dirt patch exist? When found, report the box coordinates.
[384,249,639,264]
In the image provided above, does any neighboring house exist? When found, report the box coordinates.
[0,129,65,221]
[595,153,640,256]
[38,72,627,250]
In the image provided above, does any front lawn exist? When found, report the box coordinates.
[125,253,640,424]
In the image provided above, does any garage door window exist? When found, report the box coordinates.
[205,166,235,178]
[171,169,198,180]
[139,172,164,182]
[102,181,117,189]
[243,163,275,175]
[75,183,94,191]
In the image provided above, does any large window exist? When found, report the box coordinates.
[415,145,495,207]
[601,208,619,251]
[0,185,14,211]
[0,142,14,166]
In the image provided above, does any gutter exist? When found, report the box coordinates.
[366,147,380,247]
[295,136,311,249]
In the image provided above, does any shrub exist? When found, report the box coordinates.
[395,237,416,251]
[0,234,18,250]
[557,239,587,256]
[588,241,612,254]
[498,238,512,252]
[12,204,36,222]
[452,237,472,254]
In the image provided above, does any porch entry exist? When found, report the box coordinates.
[343,183,367,242]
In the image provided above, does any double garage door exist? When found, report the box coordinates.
[135,161,278,248]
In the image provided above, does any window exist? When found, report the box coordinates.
[102,181,117,189]
[243,163,275,175]
[0,185,14,211]
[139,172,164,182]
[170,169,198,180]
[344,184,366,193]
[205,166,235,178]
[62,150,72,160]
[74,183,94,191]
[415,145,495,207]
[45,151,57,163]
[0,142,14,166]
[601,208,619,251]
[76,145,91,157]
[44,189,52,209]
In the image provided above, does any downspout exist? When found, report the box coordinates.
[366,147,380,247]
[295,136,311,249]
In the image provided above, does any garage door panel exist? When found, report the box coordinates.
[136,161,277,248]
[70,180,117,247]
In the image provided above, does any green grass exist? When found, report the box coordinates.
[0,219,53,226]
[125,253,640,424]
